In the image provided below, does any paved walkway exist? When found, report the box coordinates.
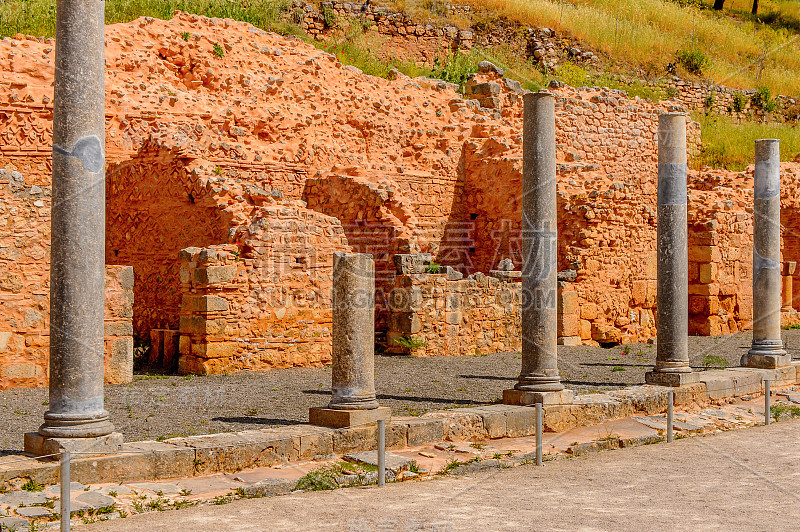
[85,419,800,531]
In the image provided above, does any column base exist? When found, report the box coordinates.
[502,389,574,406]
[740,352,792,369]
[309,406,391,429]
[23,432,123,458]
[645,371,698,387]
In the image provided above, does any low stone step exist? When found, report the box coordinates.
[343,451,416,473]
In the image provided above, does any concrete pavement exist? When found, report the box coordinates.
[84,418,800,531]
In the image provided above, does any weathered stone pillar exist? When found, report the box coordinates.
[781,262,796,312]
[742,139,790,369]
[25,0,121,456]
[646,113,696,387]
[310,252,390,427]
[504,92,572,406]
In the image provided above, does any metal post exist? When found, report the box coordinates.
[377,419,386,487]
[667,391,674,443]
[765,379,771,426]
[60,451,70,532]
[536,403,543,466]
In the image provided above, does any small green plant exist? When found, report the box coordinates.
[107,490,118,498]
[393,335,427,350]
[425,262,441,274]
[750,86,780,113]
[180,31,190,41]
[321,5,337,28]
[701,354,729,369]
[732,92,748,113]
[213,166,223,175]
[770,403,800,422]
[21,479,43,492]
[212,42,225,58]
[131,499,144,513]
[555,61,588,87]
[440,458,463,475]
[409,463,421,474]
[665,86,678,99]
[180,488,192,496]
[611,366,626,372]
[675,48,710,76]
[295,462,371,491]
[783,323,800,330]
[245,407,258,417]
[704,92,715,109]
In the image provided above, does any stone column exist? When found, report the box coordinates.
[646,113,696,387]
[310,252,390,428]
[781,262,796,312]
[742,139,790,368]
[504,92,571,406]
[24,0,121,456]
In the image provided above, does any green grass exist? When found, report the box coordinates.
[700,353,730,369]
[693,111,800,170]
[770,403,800,421]
[0,0,298,39]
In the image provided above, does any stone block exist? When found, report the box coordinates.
[688,245,721,263]
[393,253,431,274]
[344,451,416,473]
[489,270,521,282]
[172,431,298,474]
[478,96,502,109]
[579,319,592,339]
[645,371,699,387]
[387,286,423,312]
[298,429,334,460]
[503,389,574,406]
[505,406,539,437]
[591,323,621,344]
[182,294,229,313]
[631,280,647,306]
[106,336,133,384]
[558,290,578,315]
[121,441,196,479]
[0,363,43,379]
[405,418,444,446]
[179,316,227,336]
[730,365,797,388]
[192,341,238,359]
[24,432,123,457]
[468,81,501,96]
[194,265,237,285]
[740,353,792,370]
[103,321,133,336]
[0,331,10,353]
[699,262,718,284]
[558,336,582,346]
[332,425,379,455]
[558,314,579,337]
[309,406,391,429]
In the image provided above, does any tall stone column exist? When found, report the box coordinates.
[310,252,390,428]
[504,92,571,406]
[24,0,121,456]
[742,139,790,369]
[646,113,696,387]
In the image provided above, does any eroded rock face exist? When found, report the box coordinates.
[2,13,800,381]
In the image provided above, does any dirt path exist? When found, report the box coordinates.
[83,418,800,531]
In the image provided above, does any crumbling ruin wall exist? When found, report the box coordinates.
[387,270,521,357]
[176,202,351,375]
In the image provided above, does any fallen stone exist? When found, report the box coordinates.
[0,491,48,507]
[0,517,30,531]
[75,491,116,509]
[128,482,181,494]
[44,481,86,497]
[100,485,133,496]
[342,451,416,473]
[418,451,435,458]
[52,500,93,515]
[15,506,51,518]
[241,478,295,498]
[433,443,453,451]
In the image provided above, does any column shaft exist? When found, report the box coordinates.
[743,139,789,368]
[329,252,380,409]
[647,113,695,386]
[40,0,113,438]
[516,92,563,392]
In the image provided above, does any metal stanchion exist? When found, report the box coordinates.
[667,391,674,443]
[765,379,771,426]
[536,403,543,466]
[377,419,386,487]
[61,451,70,532]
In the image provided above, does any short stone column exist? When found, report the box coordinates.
[25,0,122,455]
[310,252,390,428]
[742,139,790,368]
[504,92,572,406]
[646,113,696,387]
[780,262,796,311]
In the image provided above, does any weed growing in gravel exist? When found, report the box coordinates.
[440,458,463,475]
[212,42,225,58]
[295,462,373,491]
[611,366,626,372]
[701,354,729,369]
[21,479,43,492]
[770,403,800,422]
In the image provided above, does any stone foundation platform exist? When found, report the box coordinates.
[2,363,798,488]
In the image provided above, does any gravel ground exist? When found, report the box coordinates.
[2,329,799,451]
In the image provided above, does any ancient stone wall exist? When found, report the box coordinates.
[176,201,351,375]
[386,270,521,356]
